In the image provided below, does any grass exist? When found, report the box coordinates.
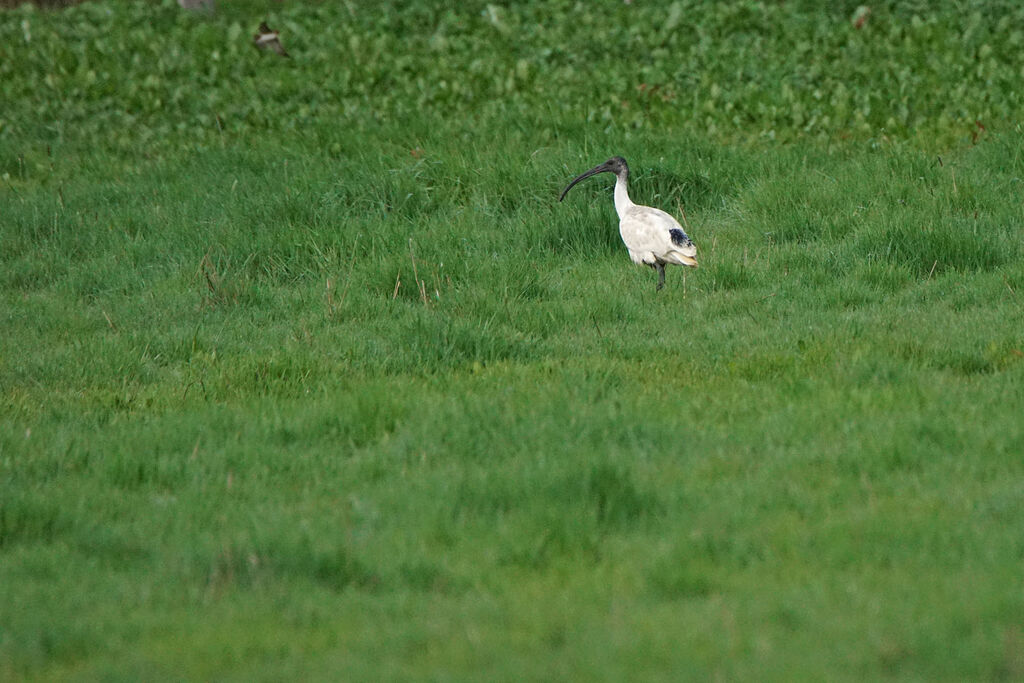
[3,0,1024,680]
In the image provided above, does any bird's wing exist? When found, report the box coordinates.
[620,206,697,260]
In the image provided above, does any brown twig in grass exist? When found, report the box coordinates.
[744,292,778,323]
[181,378,207,401]
[200,252,219,294]
[392,271,401,299]
[196,251,239,306]
[325,277,335,316]
[409,238,428,305]
[676,201,691,232]
[927,260,938,280]
[101,309,118,333]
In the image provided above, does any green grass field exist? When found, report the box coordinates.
[3,0,1024,679]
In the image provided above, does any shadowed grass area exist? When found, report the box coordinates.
[3,0,1024,680]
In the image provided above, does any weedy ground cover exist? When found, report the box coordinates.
[2,1,1024,679]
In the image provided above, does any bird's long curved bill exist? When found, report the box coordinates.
[558,164,609,202]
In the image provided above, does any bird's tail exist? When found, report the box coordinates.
[666,249,698,267]
[666,227,698,266]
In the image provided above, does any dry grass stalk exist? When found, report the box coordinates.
[101,309,118,333]
[409,238,428,305]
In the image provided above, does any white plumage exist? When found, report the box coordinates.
[560,156,697,291]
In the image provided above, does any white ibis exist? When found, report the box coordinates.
[559,156,698,291]
[253,22,290,57]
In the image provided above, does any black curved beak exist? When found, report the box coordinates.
[558,162,615,202]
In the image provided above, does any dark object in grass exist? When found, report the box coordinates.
[253,22,290,58]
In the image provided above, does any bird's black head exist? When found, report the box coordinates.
[558,156,629,202]
[604,156,628,175]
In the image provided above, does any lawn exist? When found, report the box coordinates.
[2,0,1024,679]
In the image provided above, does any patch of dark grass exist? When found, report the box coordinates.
[646,554,718,599]
[634,165,727,214]
[873,219,1012,278]
[542,203,623,257]
[585,462,659,528]
[0,495,73,548]
[203,537,378,595]
[498,521,603,570]
[395,560,465,595]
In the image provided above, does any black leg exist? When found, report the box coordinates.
[655,263,666,291]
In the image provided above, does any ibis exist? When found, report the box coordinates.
[559,156,698,291]
[253,22,290,57]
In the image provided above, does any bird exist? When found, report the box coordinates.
[559,156,698,291]
[253,22,290,57]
